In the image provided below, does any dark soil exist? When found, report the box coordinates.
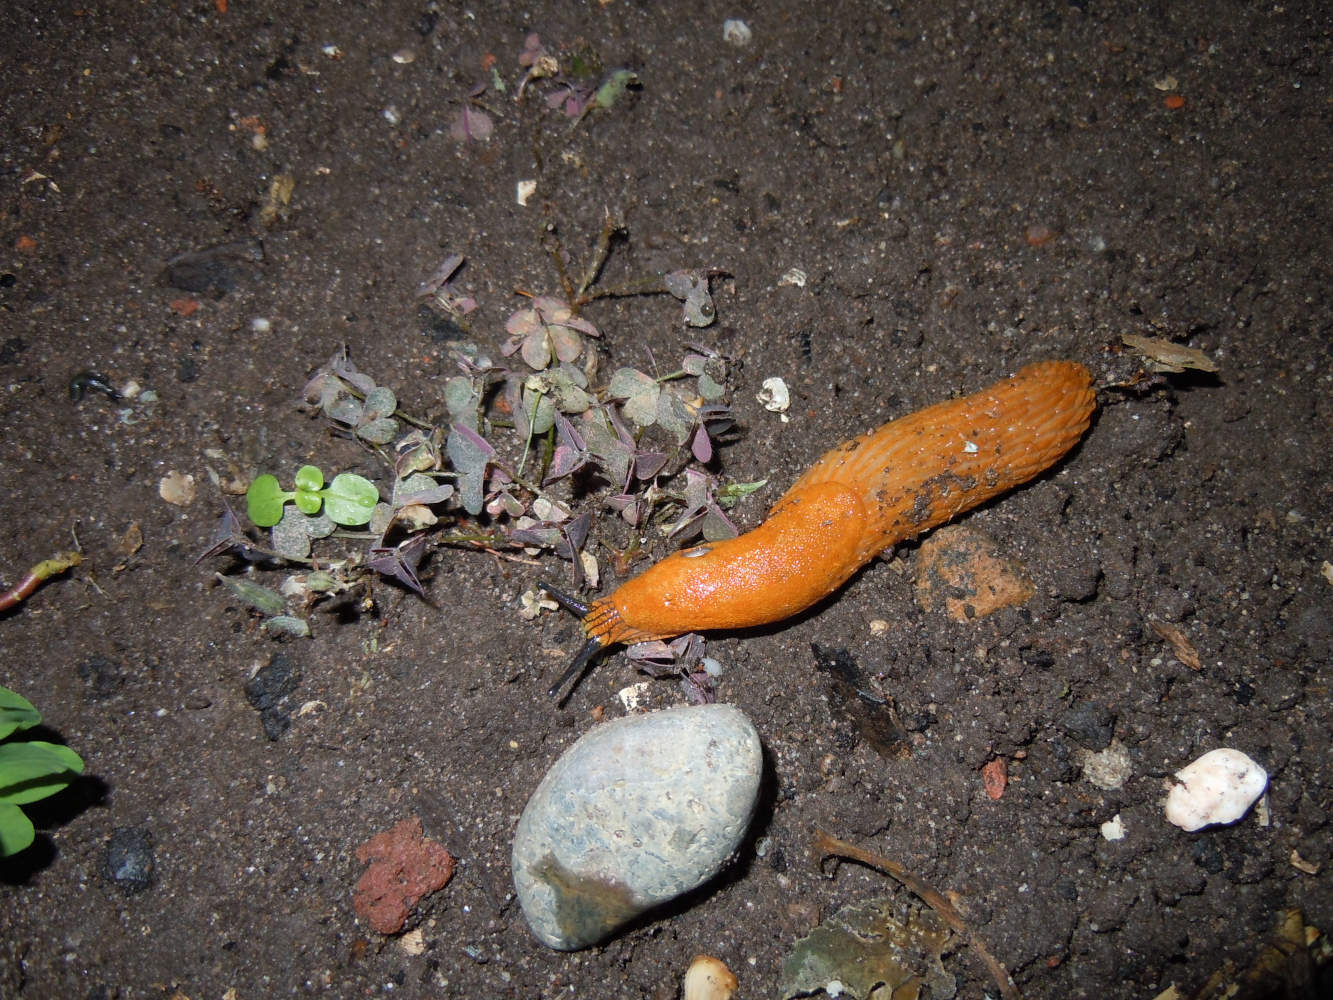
[3,2,1330,998]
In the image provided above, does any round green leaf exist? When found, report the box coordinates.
[246,474,291,527]
[0,801,35,856]
[294,465,324,492]
[321,473,379,526]
[294,491,323,515]
[0,686,41,741]
[0,741,84,804]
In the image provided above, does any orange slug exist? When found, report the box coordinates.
[543,360,1096,696]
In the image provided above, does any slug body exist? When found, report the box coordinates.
[560,360,1096,669]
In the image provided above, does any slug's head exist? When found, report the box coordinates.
[538,581,610,703]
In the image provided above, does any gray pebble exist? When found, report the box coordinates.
[1059,700,1116,750]
[512,703,763,950]
[105,826,155,894]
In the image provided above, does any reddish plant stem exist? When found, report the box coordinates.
[0,551,83,612]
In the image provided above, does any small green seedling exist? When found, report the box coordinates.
[0,685,85,856]
[246,465,379,528]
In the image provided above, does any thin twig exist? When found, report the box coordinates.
[812,828,1023,1000]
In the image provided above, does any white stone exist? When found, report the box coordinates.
[722,19,752,47]
[757,377,791,413]
[512,704,763,950]
[1164,748,1268,832]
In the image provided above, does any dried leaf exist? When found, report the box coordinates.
[1149,619,1203,671]
[1122,333,1219,373]
[215,573,286,616]
[779,898,954,1000]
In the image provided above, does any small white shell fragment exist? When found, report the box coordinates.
[531,496,570,522]
[1164,748,1268,832]
[778,266,807,287]
[722,19,753,47]
[617,681,653,712]
[757,376,791,415]
[159,471,197,507]
[1100,813,1126,841]
[398,927,426,955]
[684,954,739,1000]
[391,48,416,65]
[516,178,537,206]
[518,588,558,621]
[579,550,599,589]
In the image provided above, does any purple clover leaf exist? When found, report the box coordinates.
[446,423,495,515]
[367,533,431,598]
[503,296,599,371]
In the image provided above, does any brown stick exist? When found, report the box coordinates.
[812,828,1023,1000]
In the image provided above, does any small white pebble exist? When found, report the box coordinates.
[757,376,790,415]
[1100,813,1126,841]
[722,19,753,46]
[251,316,272,334]
[516,178,537,206]
[1164,748,1268,832]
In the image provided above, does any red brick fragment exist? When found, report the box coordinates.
[353,816,456,934]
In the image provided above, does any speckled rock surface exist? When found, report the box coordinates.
[512,703,763,950]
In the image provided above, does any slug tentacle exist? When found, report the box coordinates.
[538,580,590,617]
[540,360,1096,699]
[547,637,606,702]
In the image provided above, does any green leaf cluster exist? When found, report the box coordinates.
[246,465,380,528]
[1,685,85,856]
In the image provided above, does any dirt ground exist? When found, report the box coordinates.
[2,2,1330,998]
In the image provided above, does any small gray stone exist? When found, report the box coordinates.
[512,703,763,950]
[105,826,155,894]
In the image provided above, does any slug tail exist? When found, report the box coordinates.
[787,360,1096,559]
